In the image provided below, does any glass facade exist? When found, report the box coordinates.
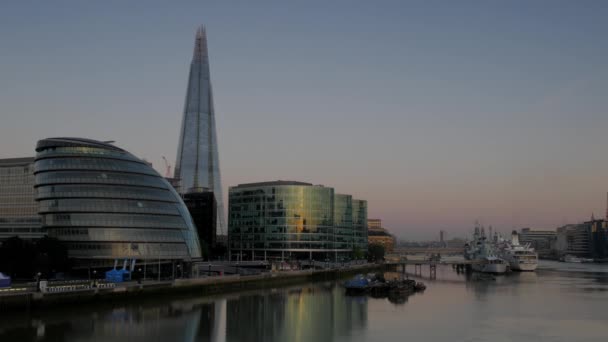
[0,157,43,240]
[174,26,225,235]
[34,137,202,261]
[228,181,367,261]
[334,194,354,250]
[352,199,368,251]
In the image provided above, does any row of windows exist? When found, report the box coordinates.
[42,213,188,229]
[36,184,175,202]
[39,198,182,216]
[51,227,186,243]
[35,158,156,176]
[36,171,169,189]
[66,242,190,258]
[37,146,139,162]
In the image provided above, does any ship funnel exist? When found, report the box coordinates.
[511,230,520,246]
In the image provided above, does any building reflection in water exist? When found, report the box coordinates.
[225,284,367,342]
[0,283,367,342]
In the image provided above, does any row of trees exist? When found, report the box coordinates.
[352,244,386,262]
[0,236,70,279]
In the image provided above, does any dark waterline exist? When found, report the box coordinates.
[1,261,607,342]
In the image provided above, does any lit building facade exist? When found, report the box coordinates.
[34,138,202,265]
[0,157,43,240]
[367,219,381,230]
[174,26,225,235]
[366,218,396,253]
[333,194,354,251]
[228,181,367,261]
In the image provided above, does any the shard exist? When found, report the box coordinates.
[175,26,225,234]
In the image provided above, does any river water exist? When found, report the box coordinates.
[1,261,607,342]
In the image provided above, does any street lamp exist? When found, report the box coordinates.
[158,243,162,282]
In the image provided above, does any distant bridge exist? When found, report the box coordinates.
[392,247,464,255]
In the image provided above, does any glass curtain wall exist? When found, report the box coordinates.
[34,138,202,265]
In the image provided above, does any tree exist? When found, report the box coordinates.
[368,244,385,262]
[34,236,70,277]
[0,236,36,278]
[352,246,365,260]
[0,236,70,279]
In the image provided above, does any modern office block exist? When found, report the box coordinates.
[0,157,43,240]
[229,181,370,261]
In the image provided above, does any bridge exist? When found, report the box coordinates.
[385,255,484,279]
[392,247,465,255]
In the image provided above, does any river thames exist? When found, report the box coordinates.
[1,261,606,342]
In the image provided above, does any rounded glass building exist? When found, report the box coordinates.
[34,138,202,265]
[228,181,366,261]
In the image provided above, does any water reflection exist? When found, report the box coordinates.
[2,261,608,342]
[0,283,367,342]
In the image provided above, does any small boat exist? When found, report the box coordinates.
[344,274,369,293]
[414,282,426,291]
[369,282,390,297]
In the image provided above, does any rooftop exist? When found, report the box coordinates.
[0,157,35,166]
[36,137,124,152]
[233,180,314,188]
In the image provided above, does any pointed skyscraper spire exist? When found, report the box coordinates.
[175,26,225,235]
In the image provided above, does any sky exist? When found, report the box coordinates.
[1,1,607,240]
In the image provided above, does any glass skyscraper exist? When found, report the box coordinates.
[174,26,225,235]
[34,137,202,265]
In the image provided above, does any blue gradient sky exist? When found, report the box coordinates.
[1,1,607,240]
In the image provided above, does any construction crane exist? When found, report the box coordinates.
[161,156,172,178]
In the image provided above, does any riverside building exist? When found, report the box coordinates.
[367,219,396,253]
[34,137,202,268]
[228,181,367,261]
[0,157,43,240]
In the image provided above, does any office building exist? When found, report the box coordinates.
[352,199,368,251]
[228,181,367,261]
[0,157,43,240]
[34,137,202,266]
[174,26,225,235]
[519,228,556,251]
[555,224,591,257]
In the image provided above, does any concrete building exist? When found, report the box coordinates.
[366,218,396,253]
[519,228,556,252]
[367,219,381,230]
[0,157,43,240]
[555,224,591,257]
[554,218,608,259]
[228,181,367,261]
[34,137,202,267]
